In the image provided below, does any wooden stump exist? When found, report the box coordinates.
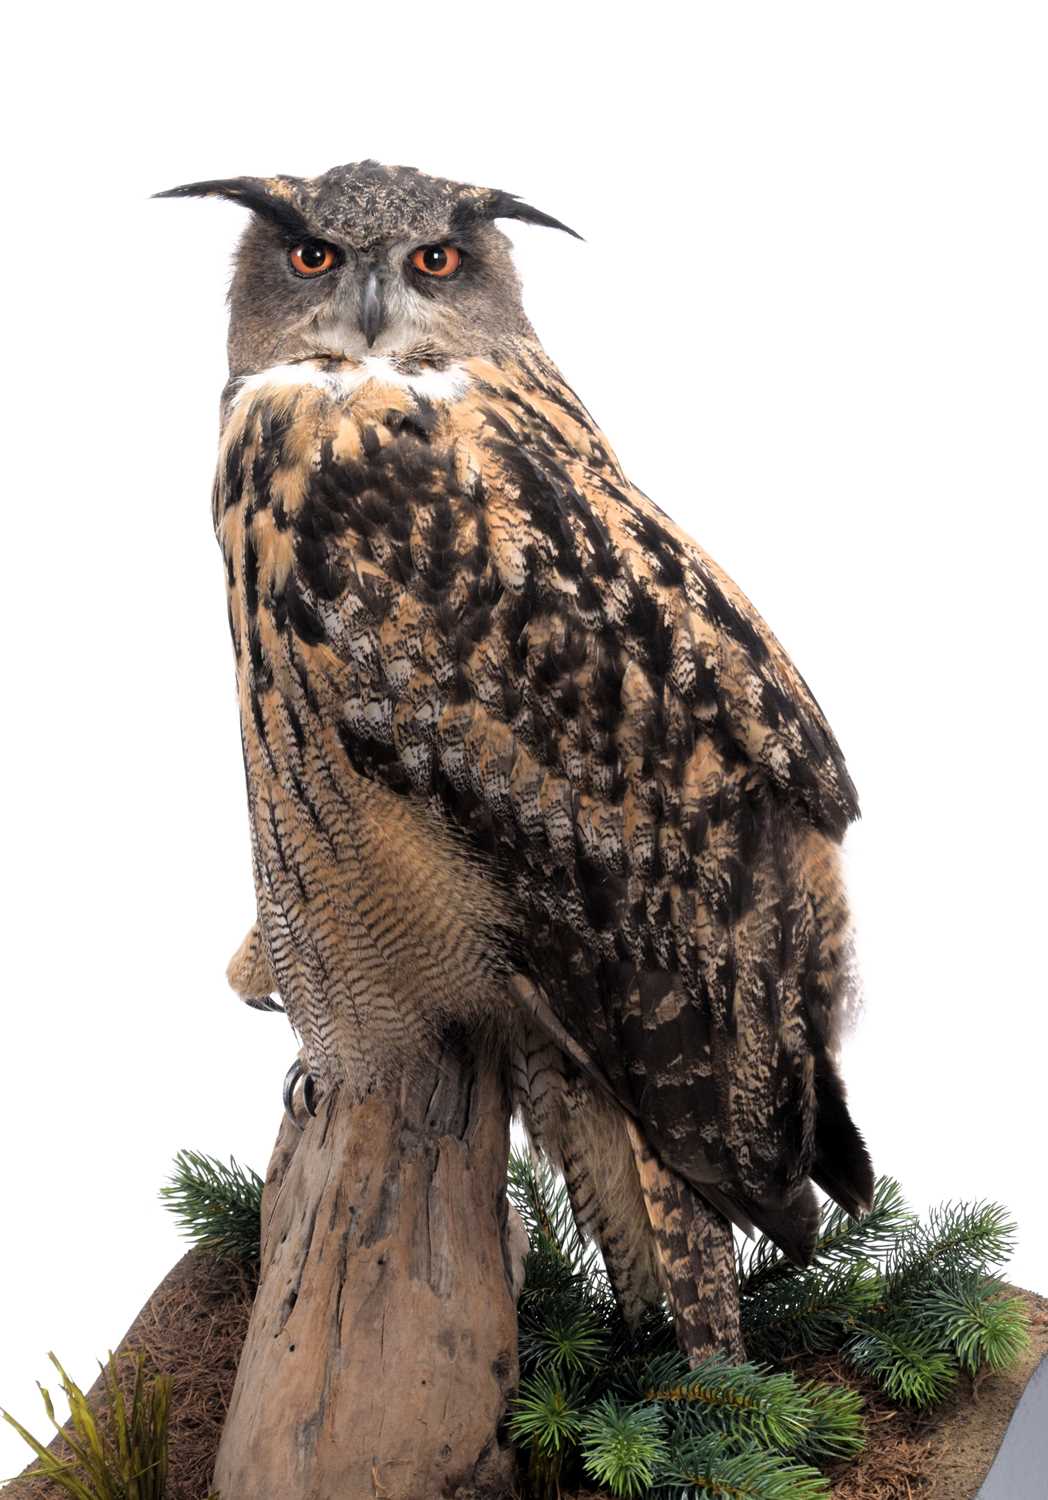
[212,1030,519,1500]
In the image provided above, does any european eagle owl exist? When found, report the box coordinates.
[160,160,873,1359]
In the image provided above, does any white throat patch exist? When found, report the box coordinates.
[232,357,472,408]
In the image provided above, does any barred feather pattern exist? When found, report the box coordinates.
[511,1030,662,1324]
[625,1119,744,1362]
[214,336,870,1318]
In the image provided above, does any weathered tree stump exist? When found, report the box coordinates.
[212,1030,519,1500]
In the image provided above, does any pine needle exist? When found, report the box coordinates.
[738,1178,912,1293]
[657,1435,830,1499]
[506,1151,1028,1494]
[160,1151,263,1264]
[579,1398,667,1498]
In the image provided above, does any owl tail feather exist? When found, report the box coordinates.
[811,1053,876,1221]
[625,1119,745,1362]
[716,1056,875,1269]
[729,1181,823,1268]
[710,1058,875,1268]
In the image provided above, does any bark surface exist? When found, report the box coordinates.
[212,1030,519,1500]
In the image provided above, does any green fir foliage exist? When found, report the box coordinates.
[579,1399,667,1498]
[740,1180,1028,1410]
[159,1150,264,1265]
[657,1437,830,1500]
[505,1151,1027,1499]
[921,1278,1030,1375]
[145,1146,1027,1499]
[506,1150,866,1498]
[841,1324,958,1407]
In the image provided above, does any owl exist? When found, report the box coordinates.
[160,160,873,1360]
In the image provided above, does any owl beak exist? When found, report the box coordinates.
[360,269,385,348]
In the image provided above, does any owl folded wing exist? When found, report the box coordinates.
[227,354,868,1248]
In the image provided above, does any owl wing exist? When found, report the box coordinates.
[464,350,859,839]
[224,345,868,1253]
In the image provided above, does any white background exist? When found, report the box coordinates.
[2,1,1045,1476]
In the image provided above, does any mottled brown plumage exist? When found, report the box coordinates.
[161,161,873,1357]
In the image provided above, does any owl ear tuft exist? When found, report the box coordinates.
[475,190,583,241]
[153,176,311,239]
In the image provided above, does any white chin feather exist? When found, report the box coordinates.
[232,357,472,407]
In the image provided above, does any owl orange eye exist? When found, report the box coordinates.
[288,240,339,277]
[410,244,462,278]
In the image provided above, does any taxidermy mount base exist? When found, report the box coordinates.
[212,1030,518,1500]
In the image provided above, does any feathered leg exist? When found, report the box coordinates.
[625,1119,744,1362]
[512,1031,662,1325]
[559,1105,663,1328]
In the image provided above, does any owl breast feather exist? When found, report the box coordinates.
[214,348,861,1221]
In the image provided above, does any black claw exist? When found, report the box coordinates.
[282,1058,319,1127]
[282,1059,303,1118]
[246,994,285,1013]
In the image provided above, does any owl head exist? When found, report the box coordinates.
[157,160,579,375]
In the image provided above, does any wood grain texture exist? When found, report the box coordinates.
[212,1032,518,1500]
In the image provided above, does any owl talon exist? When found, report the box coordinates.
[227,923,279,1008]
[245,994,285,1013]
[282,1059,318,1127]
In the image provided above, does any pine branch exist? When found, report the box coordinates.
[521,1306,609,1377]
[515,1234,615,1379]
[919,1275,1030,1375]
[159,1151,263,1264]
[601,1303,679,1400]
[579,1398,668,1498]
[508,1371,586,1457]
[516,1236,594,1320]
[739,1183,1028,1410]
[793,1381,866,1462]
[739,1178,912,1294]
[655,1434,830,1499]
[508,1148,601,1277]
[884,1200,1017,1302]
[741,1262,883,1360]
[641,1354,817,1454]
[508,1368,588,1500]
[842,1323,958,1407]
